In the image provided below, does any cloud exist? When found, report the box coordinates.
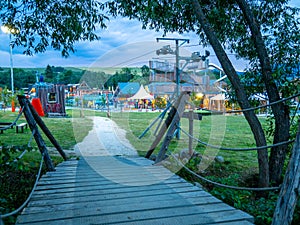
[4,1,299,71]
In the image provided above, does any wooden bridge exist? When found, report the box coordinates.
[16,156,254,225]
[15,117,254,225]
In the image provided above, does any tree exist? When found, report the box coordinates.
[0,69,35,89]
[104,68,134,89]
[62,70,73,84]
[45,65,54,82]
[141,65,150,77]
[81,71,110,89]
[106,0,300,186]
[0,0,108,57]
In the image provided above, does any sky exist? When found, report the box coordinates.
[0,0,299,71]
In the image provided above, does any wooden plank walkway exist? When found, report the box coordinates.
[16,155,254,225]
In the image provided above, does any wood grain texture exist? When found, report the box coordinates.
[16,156,254,225]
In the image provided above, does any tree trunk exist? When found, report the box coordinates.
[190,0,269,187]
[272,119,300,225]
[236,0,290,185]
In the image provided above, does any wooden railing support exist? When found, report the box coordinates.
[18,95,55,171]
[272,119,300,225]
[188,110,194,155]
[155,92,190,163]
[145,92,188,159]
[25,98,67,161]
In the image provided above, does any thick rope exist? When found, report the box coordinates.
[14,150,27,162]
[226,92,300,113]
[290,101,300,125]
[179,126,294,151]
[0,108,23,131]
[4,125,36,165]
[27,129,36,148]
[167,150,281,191]
[0,154,44,219]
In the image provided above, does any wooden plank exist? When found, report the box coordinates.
[17,199,251,224]
[23,193,223,215]
[30,187,210,207]
[16,156,254,225]
[30,185,207,203]
[182,111,203,120]
[17,206,253,225]
[37,176,184,188]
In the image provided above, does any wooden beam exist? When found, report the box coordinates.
[188,110,194,156]
[272,119,300,225]
[155,92,190,163]
[26,98,68,161]
[145,92,186,159]
[18,95,55,171]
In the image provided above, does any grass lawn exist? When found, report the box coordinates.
[0,108,298,225]
[109,111,264,172]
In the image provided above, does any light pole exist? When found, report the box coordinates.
[156,38,189,98]
[1,25,17,95]
[156,38,189,139]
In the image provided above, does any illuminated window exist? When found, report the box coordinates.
[48,93,57,103]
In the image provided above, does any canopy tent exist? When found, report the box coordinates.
[127,85,154,100]
[210,93,226,100]
[209,93,226,112]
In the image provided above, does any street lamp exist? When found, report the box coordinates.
[1,25,18,94]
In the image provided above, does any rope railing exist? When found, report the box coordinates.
[291,101,300,124]
[27,129,36,148]
[151,92,299,192]
[2,129,37,165]
[0,108,23,131]
[226,92,300,113]
[167,149,281,191]
[179,126,295,151]
[0,153,44,220]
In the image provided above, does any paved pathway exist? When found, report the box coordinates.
[16,117,254,225]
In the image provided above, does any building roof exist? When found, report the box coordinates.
[118,82,140,96]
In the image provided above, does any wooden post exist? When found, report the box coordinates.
[26,98,68,161]
[155,92,190,163]
[272,119,300,225]
[145,92,186,159]
[18,96,55,171]
[188,109,194,156]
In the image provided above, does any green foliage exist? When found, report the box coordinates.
[0,69,36,90]
[178,159,280,225]
[141,65,150,77]
[81,70,110,89]
[104,68,134,89]
[0,143,36,224]
[45,65,54,82]
[154,96,167,109]
[0,143,33,172]
[0,0,108,57]
[212,185,279,225]
[44,65,83,84]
